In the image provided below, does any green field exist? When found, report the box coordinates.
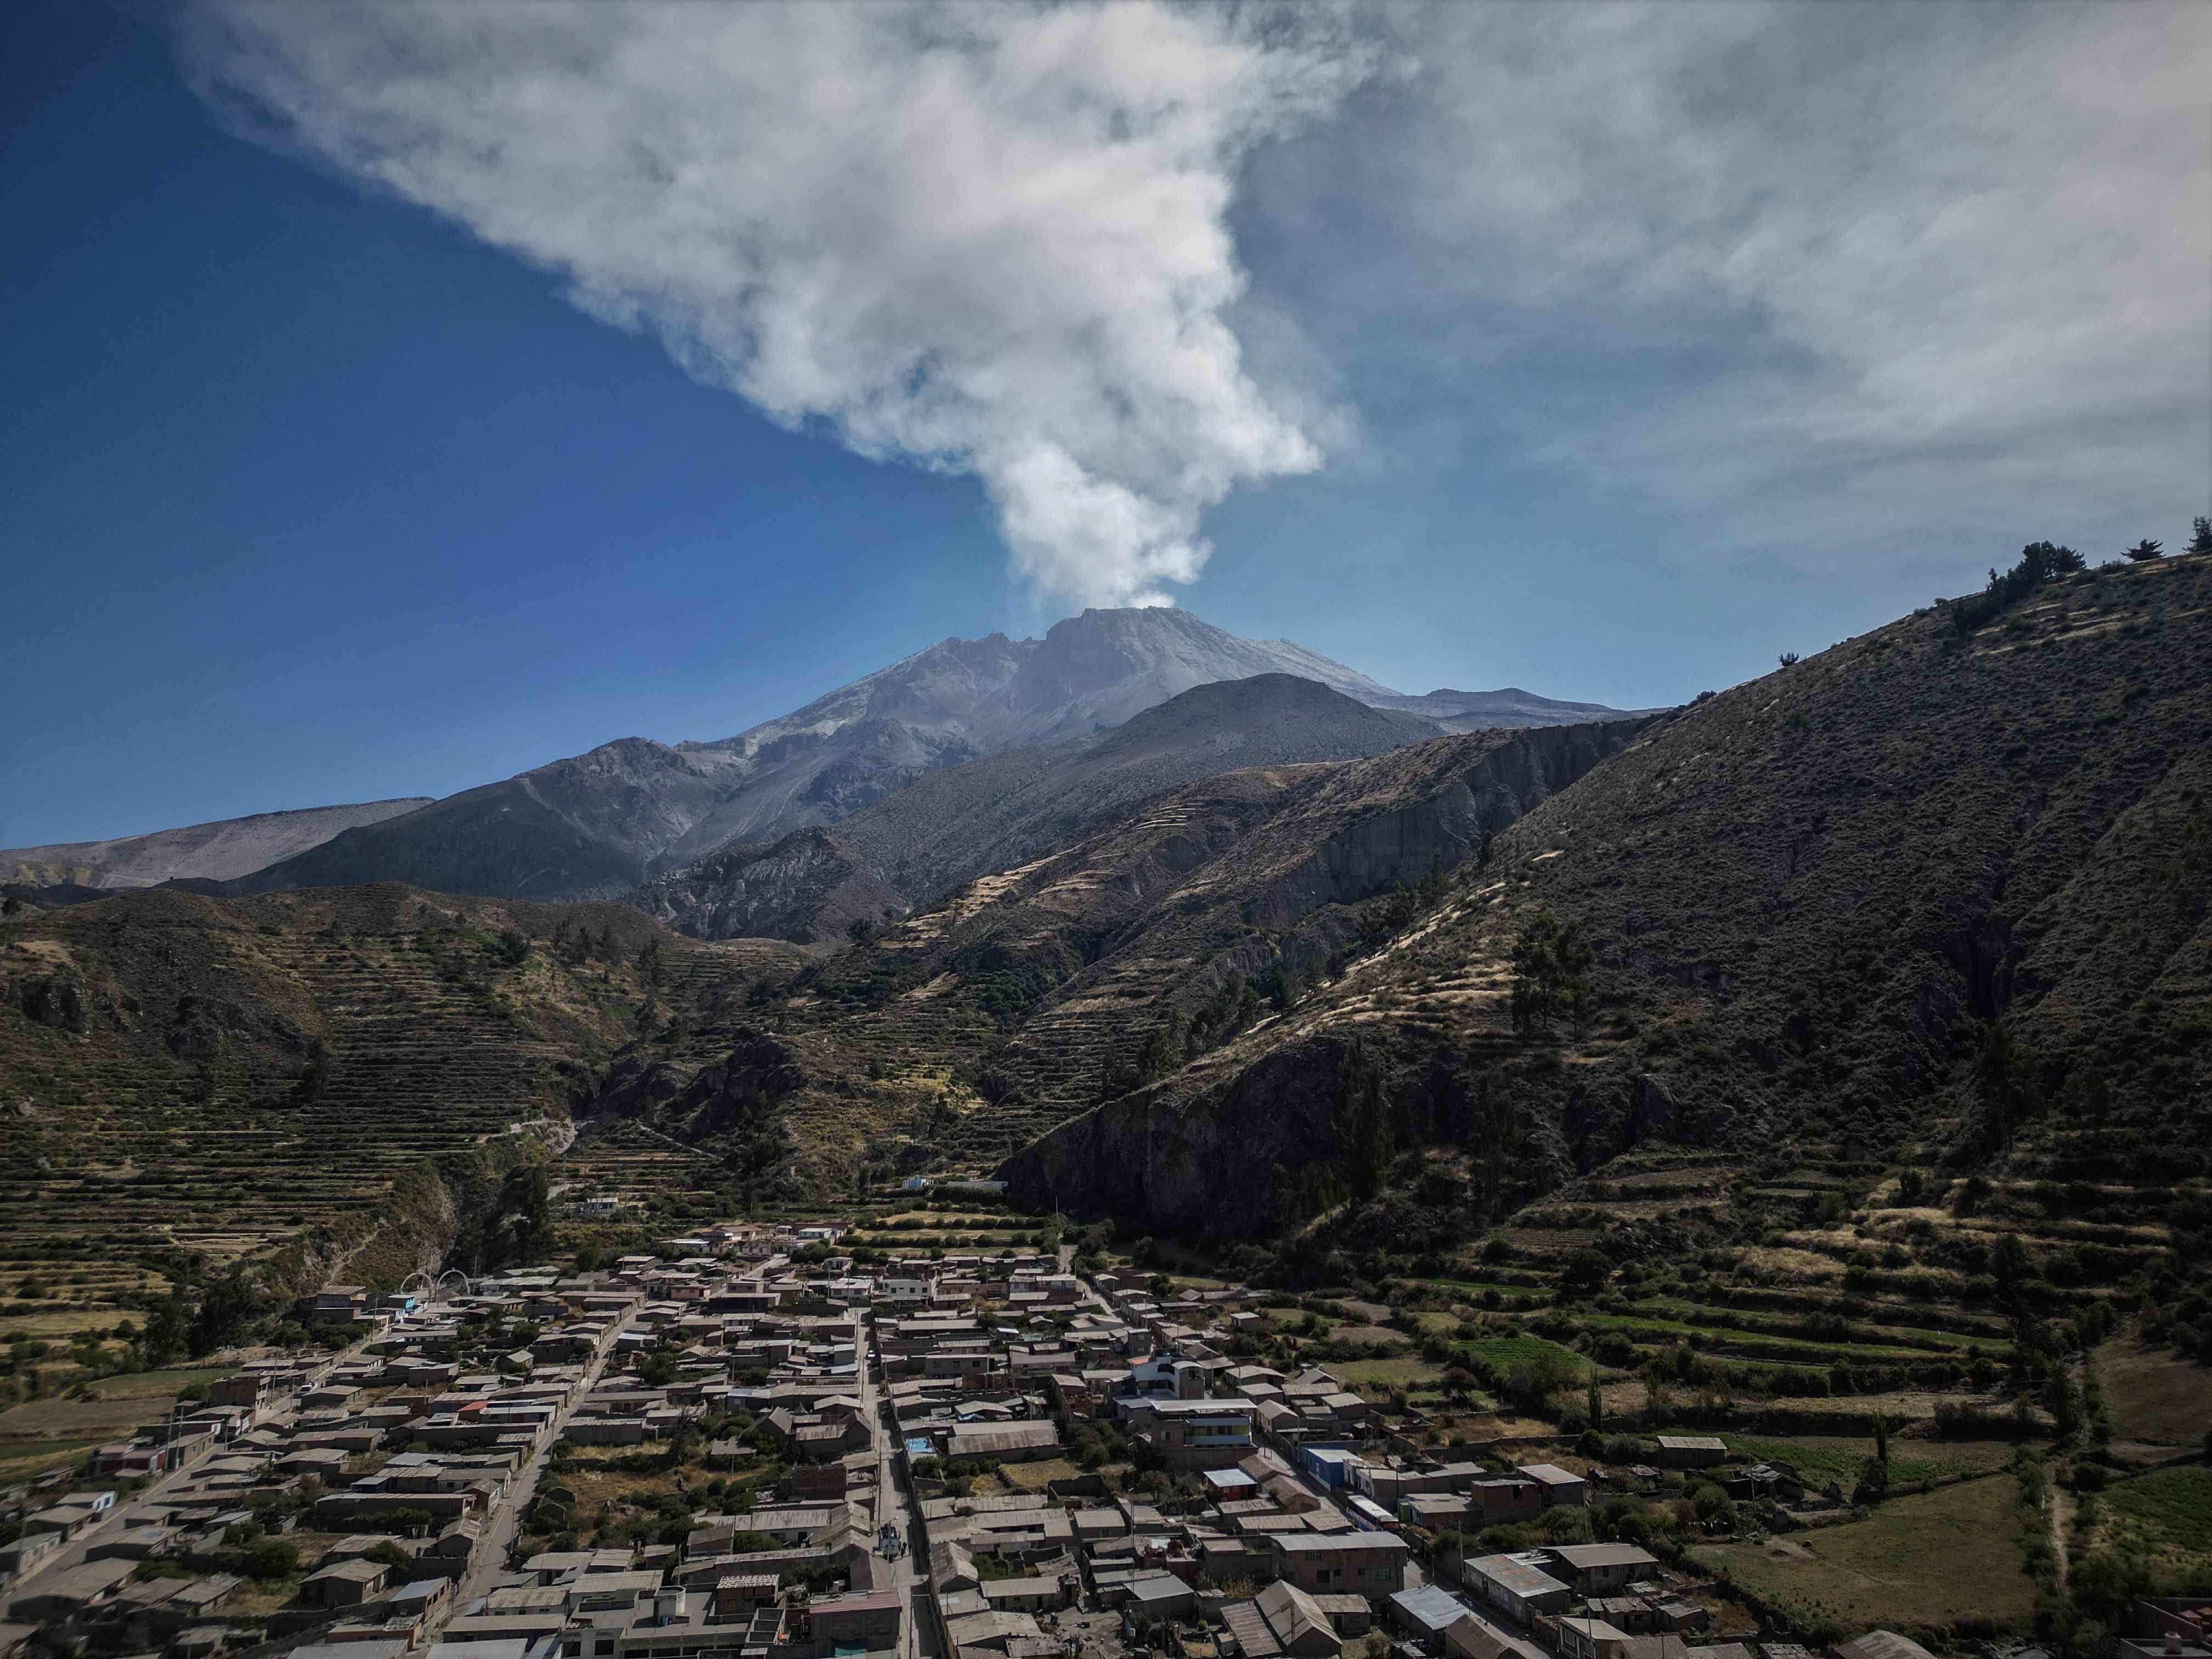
[2096,1338,2212,1449]
[2096,1466,2212,1572]
[1696,1474,2034,1637]
[0,1364,232,1462]
[82,1365,233,1400]
[0,1434,109,1484]
[1329,1356,1445,1388]
[1454,1333,1591,1382]
[1721,1434,2017,1487]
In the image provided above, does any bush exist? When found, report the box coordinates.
[243,1538,299,1581]
[2069,1460,2108,1492]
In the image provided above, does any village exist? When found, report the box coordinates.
[2,1220,2205,1659]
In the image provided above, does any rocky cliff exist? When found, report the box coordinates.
[1001,552,2212,1239]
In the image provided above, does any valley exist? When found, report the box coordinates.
[2,551,2208,1659]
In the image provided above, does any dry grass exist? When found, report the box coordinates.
[2096,1336,2212,1448]
[1696,1474,2034,1637]
[998,1458,1084,1492]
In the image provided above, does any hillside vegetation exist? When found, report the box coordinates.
[0,884,802,1351]
[1008,551,2211,1236]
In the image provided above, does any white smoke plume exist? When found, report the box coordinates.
[177,2,1367,607]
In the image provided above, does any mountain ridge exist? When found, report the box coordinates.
[630,674,1450,943]
[2,797,436,890]
[207,608,1642,903]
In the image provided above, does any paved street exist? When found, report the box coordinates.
[442,1307,639,1621]
[856,1307,934,1659]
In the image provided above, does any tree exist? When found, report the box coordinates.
[1586,1378,1603,1431]
[189,1266,263,1357]
[2191,516,2212,556]
[242,1538,300,1581]
[1560,1249,1611,1300]
[142,1291,190,1369]
[2125,538,2164,562]
[1778,651,1801,668]
[1509,908,1593,1037]
[2022,539,2087,578]
[845,917,879,948]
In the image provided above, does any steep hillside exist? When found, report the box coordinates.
[228,738,740,900]
[0,885,803,1294]
[1002,552,2212,1240]
[2,797,433,888]
[614,718,1643,1182]
[631,675,1446,941]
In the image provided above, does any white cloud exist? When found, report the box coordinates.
[178,1,1370,608]
[1247,2,2212,567]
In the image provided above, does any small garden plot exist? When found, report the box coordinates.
[1695,1475,2034,1637]
[0,1433,109,1483]
[2094,1466,2212,1573]
[1719,1435,2016,1488]
[998,1457,1084,1492]
[2096,1337,2212,1448]
[83,1364,235,1400]
[1327,1356,1444,1389]
[1453,1332,1590,1382]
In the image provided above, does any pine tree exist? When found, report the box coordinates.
[2190,516,2212,556]
[2124,539,2164,562]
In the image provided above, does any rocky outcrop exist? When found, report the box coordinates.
[629,829,905,945]
[1242,720,1644,932]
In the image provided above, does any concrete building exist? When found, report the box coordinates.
[1463,1554,1572,1625]
[1270,1532,1409,1600]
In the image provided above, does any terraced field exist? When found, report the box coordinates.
[1393,1141,2175,1423]
[0,884,801,1339]
[2085,1465,2212,1575]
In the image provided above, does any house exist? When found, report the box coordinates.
[1270,1532,1409,1599]
[1256,1581,1344,1657]
[390,1578,455,1620]
[0,1531,61,1589]
[1558,1619,1634,1659]
[944,1421,1063,1464]
[1391,1584,1475,1648]
[1299,1447,1365,1491]
[8,1558,137,1623]
[809,1587,902,1651]
[303,1558,392,1607]
[1832,1635,1940,1659]
[1543,1544,1660,1596]
[1515,1464,1588,1508]
[1466,1480,1544,1526]
[1651,1437,1726,1469]
[1442,1610,1549,1659]
[1463,1554,1572,1624]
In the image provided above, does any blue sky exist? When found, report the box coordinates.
[3,1,2205,849]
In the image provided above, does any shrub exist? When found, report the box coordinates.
[243,1538,299,1581]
